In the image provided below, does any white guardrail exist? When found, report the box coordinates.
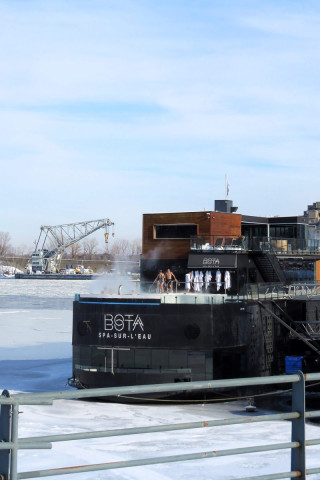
[1,372,320,480]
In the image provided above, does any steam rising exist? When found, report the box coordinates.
[92,259,140,295]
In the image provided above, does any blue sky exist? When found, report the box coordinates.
[1,0,320,249]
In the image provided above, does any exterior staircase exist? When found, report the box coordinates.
[258,300,320,356]
[254,252,286,283]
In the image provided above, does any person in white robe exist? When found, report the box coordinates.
[193,270,200,292]
[185,272,191,292]
[199,271,204,291]
[204,270,212,290]
[216,269,222,292]
[224,270,231,291]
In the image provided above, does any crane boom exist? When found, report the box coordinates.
[29,218,115,274]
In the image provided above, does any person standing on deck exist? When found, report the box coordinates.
[154,270,165,293]
[165,268,177,293]
[185,271,192,292]
[216,269,222,292]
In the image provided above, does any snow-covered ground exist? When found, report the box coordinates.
[0,278,320,479]
[0,264,23,276]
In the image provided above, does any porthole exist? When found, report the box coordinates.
[184,324,200,339]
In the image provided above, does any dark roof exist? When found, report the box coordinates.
[241,215,268,224]
[241,214,308,225]
[267,216,308,225]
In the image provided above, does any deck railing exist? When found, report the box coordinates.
[116,281,320,301]
[1,372,320,480]
[190,235,320,255]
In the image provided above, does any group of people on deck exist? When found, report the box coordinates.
[154,268,177,293]
[154,268,231,293]
[186,269,231,293]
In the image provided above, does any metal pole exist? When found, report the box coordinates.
[10,404,19,480]
[0,390,11,480]
[291,370,306,478]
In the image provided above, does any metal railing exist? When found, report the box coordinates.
[116,280,320,302]
[190,235,320,255]
[1,372,320,480]
[241,282,320,301]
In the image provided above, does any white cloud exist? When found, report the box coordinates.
[1,1,320,247]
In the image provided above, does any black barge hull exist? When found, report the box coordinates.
[15,273,94,280]
[69,294,320,401]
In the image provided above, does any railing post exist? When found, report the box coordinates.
[0,390,11,480]
[291,371,306,478]
[9,404,19,480]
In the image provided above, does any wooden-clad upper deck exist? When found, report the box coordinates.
[142,211,242,260]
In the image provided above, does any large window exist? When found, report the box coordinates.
[270,225,296,238]
[241,224,268,238]
[154,224,197,239]
[76,346,213,378]
[279,259,315,282]
[269,224,308,240]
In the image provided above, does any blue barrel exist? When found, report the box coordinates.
[285,356,303,374]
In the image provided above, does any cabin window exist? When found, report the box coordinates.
[91,348,105,368]
[205,352,213,378]
[152,349,169,369]
[79,346,91,366]
[279,258,315,282]
[75,346,214,378]
[118,349,135,368]
[135,349,152,368]
[169,350,187,368]
[154,224,197,239]
[73,346,80,365]
[187,351,206,375]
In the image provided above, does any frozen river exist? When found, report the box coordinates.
[0,278,320,479]
[0,278,96,390]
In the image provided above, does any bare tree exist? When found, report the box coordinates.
[11,244,32,257]
[0,232,12,256]
[109,239,130,259]
[82,238,99,259]
[108,238,141,260]
[66,242,82,259]
[130,238,142,256]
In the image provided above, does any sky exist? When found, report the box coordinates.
[2,0,320,250]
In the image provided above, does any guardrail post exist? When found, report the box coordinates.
[9,404,19,480]
[0,390,11,480]
[291,371,306,479]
